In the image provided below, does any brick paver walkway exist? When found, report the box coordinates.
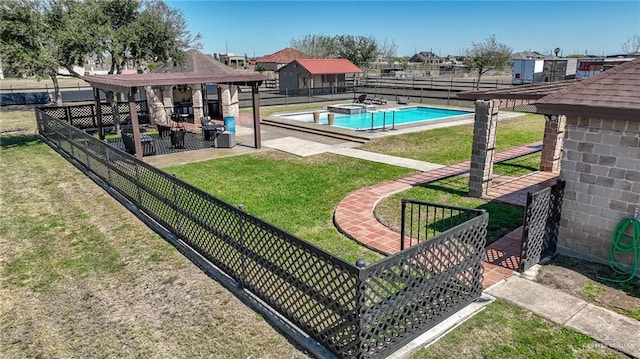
[333,141,559,289]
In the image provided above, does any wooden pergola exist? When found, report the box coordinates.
[82,72,267,160]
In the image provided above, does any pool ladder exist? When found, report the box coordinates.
[368,111,397,132]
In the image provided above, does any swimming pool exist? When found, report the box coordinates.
[281,106,472,130]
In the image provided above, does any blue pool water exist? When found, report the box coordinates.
[282,106,472,130]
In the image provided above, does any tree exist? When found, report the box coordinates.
[290,34,337,58]
[335,35,379,71]
[464,35,512,89]
[290,34,397,73]
[0,0,201,105]
[621,34,640,54]
[0,0,78,104]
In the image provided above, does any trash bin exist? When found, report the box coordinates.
[223,116,235,133]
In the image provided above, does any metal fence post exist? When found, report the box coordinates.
[134,162,142,207]
[172,173,181,235]
[238,204,246,288]
[105,146,112,185]
[400,200,406,251]
[382,112,387,132]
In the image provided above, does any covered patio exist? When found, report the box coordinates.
[82,71,267,160]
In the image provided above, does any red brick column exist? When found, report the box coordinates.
[540,114,566,172]
[469,100,499,197]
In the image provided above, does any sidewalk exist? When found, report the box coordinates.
[487,275,640,358]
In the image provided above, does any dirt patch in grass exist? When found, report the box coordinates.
[534,255,640,321]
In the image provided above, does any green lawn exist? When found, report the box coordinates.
[494,152,542,177]
[358,113,545,164]
[413,300,626,359]
[375,176,524,244]
[165,151,413,264]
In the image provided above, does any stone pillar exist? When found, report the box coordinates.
[162,86,174,118]
[147,86,170,125]
[220,85,240,119]
[191,83,204,121]
[468,100,499,198]
[540,114,566,172]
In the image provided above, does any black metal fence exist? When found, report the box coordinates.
[35,108,488,358]
[519,180,566,272]
[39,100,149,130]
[400,199,486,251]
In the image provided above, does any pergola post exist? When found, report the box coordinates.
[128,89,143,160]
[540,114,566,172]
[93,88,104,140]
[191,83,204,121]
[469,100,499,198]
[252,83,262,149]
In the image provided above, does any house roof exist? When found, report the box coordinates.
[278,59,363,75]
[536,57,640,121]
[409,52,440,62]
[511,51,549,60]
[255,48,310,64]
[153,49,238,75]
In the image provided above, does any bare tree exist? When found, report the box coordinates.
[622,34,640,54]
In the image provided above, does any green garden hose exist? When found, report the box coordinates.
[598,217,640,283]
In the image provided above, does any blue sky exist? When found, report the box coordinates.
[167,1,640,58]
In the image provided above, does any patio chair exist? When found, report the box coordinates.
[372,96,387,105]
[156,124,171,138]
[353,94,367,103]
[397,96,410,105]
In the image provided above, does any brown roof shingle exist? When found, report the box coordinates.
[153,49,238,75]
[255,48,310,64]
[536,57,640,121]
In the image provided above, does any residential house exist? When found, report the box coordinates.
[409,51,441,63]
[255,48,310,71]
[276,59,362,95]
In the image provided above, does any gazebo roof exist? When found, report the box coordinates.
[536,57,640,121]
[153,49,238,75]
[82,49,267,93]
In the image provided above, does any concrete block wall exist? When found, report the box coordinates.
[559,116,640,262]
[468,100,499,197]
[540,115,566,172]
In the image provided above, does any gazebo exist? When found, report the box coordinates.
[82,70,267,160]
[150,49,245,123]
[458,57,640,267]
